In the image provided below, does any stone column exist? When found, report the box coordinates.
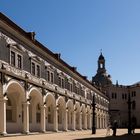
[23,101,30,134]
[64,109,68,131]
[0,97,7,135]
[79,112,82,130]
[96,115,99,129]
[90,113,93,129]
[41,105,46,133]
[85,113,87,129]
[72,111,75,130]
[53,107,58,132]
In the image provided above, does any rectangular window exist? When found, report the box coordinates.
[58,77,61,87]
[11,51,16,66]
[37,65,40,77]
[122,94,124,99]
[50,72,54,83]
[17,54,22,69]
[115,93,117,99]
[62,78,65,88]
[47,71,50,81]
[10,50,23,69]
[31,62,35,75]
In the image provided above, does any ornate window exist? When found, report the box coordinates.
[58,72,65,88]
[68,78,73,92]
[31,60,41,77]
[10,49,22,69]
[46,66,54,84]
[11,51,15,66]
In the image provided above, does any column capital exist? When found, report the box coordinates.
[41,105,46,108]
[0,97,7,102]
[22,101,30,105]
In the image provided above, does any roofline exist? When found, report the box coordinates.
[0,12,106,97]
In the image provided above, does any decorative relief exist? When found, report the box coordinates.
[0,32,15,44]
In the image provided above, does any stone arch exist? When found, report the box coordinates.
[28,87,43,132]
[66,99,74,130]
[5,80,26,133]
[45,92,56,131]
[56,96,66,131]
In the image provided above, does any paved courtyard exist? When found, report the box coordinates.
[0,129,140,140]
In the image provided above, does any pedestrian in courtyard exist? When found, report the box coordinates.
[112,120,118,136]
[106,123,111,136]
[131,121,136,135]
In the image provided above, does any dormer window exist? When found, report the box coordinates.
[31,60,41,77]
[10,50,22,69]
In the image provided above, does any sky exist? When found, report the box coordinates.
[1,0,140,85]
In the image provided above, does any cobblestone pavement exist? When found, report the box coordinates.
[0,129,140,140]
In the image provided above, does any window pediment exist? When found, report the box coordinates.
[8,43,25,53]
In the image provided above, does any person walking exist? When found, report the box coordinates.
[131,121,136,135]
[112,120,118,136]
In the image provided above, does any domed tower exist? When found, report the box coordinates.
[97,53,106,74]
[92,53,112,87]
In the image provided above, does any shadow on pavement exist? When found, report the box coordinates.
[74,133,140,140]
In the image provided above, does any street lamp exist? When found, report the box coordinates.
[92,94,96,134]
[127,88,132,135]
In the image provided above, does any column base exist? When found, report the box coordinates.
[54,129,58,132]
[41,130,46,133]
[0,132,7,136]
[23,131,30,135]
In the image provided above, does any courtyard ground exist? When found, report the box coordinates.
[0,129,140,140]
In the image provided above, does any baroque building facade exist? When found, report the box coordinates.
[0,13,109,135]
[92,53,140,128]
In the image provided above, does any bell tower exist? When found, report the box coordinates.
[92,52,112,87]
[97,52,106,74]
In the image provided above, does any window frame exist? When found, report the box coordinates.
[10,48,23,69]
[46,69,54,84]
[31,60,41,77]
